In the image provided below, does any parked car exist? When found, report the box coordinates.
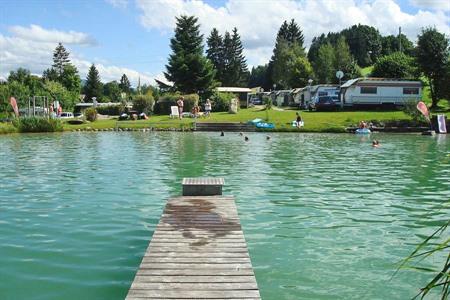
[59,112,74,118]
[311,96,339,111]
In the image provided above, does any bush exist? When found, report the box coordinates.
[154,93,198,115]
[12,117,63,132]
[96,104,124,116]
[210,92,235,112]
[403,99,426,122]
[84,107,97,122]
[133,94,155,114]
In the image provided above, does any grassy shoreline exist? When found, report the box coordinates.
[2,107,444,134]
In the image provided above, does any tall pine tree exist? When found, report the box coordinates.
[270,19,308,89]
[84,64,103,101]
[286,19,305,49]
[206,28,224,83]
[52,43,71,76]
[119,74,131,94]
[43,43,81,93]
[165,15,216,94]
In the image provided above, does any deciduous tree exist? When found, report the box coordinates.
[416,27,449,108]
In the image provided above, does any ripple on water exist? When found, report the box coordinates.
[0,132,448,300]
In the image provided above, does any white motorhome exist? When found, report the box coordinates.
[293,85,339,108]
[340,78,422,107]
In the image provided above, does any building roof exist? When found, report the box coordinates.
[155,78,174,88]
[341,78,360,88]
[341,77,422,88]
[217,87,252,93]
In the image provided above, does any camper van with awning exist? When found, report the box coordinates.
[340,78,422,107]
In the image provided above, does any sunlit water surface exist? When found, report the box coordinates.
[0,132,449,300]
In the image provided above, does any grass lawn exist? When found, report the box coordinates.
[60,107,416,133]
[2,101,448,135]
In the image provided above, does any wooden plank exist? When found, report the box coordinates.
[144,252,249,258]
[139,263,253,269]
[136,269,255,276]
[141,257,251,263]
[127,290,261,298]
[126,194,260,299]
[130,282,258,290]
[132,275,257,283]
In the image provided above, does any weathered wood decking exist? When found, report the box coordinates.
[126,195,261,299]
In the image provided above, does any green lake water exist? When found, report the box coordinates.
[0,132,449,300]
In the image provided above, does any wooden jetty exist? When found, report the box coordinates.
[126,178,261,300]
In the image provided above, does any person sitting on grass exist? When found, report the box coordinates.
[296,112,303,128]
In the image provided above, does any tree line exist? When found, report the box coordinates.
[165,16,449,108]
[0,43,155,112]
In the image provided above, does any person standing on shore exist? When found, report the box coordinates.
[205,99,212,117]
[177,96,184,119]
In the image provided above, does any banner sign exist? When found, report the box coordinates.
[416,101,430,122]
[9,97,19,117]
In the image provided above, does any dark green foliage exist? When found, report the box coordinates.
[84,107,97,122]
[96,104,125,116]
[60,64,81,93]
[43,80,77,110]
[84,64,103,102]
[103,81,122,102]
[340,24,382,67]
[435,61,450,104]
[286,19,305,48]
[416,27,449,108]
[381,34,414,56]
[43,43,81,93]
[8,68,31,84]
[315,43,335,83]
[210,92,235,112]
[372,52,417,79]
[42,68,59,82]
[165,15,216,95]
[334,36,361,81]
[206,27,249,87]
[248,64,271,90]
[308,24,383,68]
[270,19,308,88]
[206,28,224,82]
[222,28,249,86]
[52,43,71,76]
[402,99,426,122]
[154,93,198,114]
[12,117,63,132]
[0,83,11,113]
[119,74,131,94]
[132,94,155,114]
[7,81,30,107]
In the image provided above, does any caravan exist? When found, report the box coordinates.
[340,78,422,107]
[293,85,339,110]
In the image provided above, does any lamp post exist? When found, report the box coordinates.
[307,79,313,109]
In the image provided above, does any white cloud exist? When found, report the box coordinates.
[135,0,450,67]
[0,25,157,86]
[410,0,450,11]
[9,24,97,45]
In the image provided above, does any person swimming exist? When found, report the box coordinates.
[244,136,249,141]
[220,131,224,136]
[372,140,380,147]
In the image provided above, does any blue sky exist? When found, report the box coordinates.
[1,0,449,86]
